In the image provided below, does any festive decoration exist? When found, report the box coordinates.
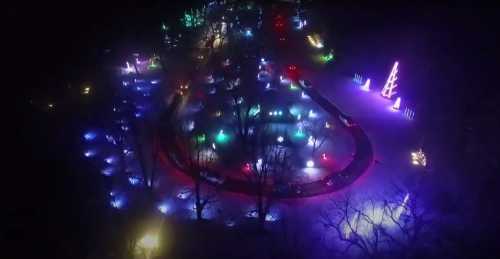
[361,78,371,91]
[307,34,324,48]
[248,104,261,116]
[307,136,315,146]
[392,97,401,110]
[411,149,427,167]
[215,129,229,144]
[306,159,315,168]
[381,61,399,98]
[319,50,335,63]
[181,8,205,28]
[353,73,363,84]
[403,107,415,120]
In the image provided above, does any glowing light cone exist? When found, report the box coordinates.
[392,97,401,110]
[361,79,371,91]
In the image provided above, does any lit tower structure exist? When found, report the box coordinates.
[381,61,399,98]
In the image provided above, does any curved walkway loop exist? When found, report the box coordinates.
[160,85,374,198]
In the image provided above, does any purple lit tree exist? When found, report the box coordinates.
[320,185,435,258]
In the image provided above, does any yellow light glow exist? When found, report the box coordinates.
[307,34,324,48]
[82,86,91,95]
[137,233,159,250]
[410,149,427,167]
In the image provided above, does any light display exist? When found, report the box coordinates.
[392,97,401,110]
[158,204,169,214]
[84,150,96,158]
[110,197,124,209]
[307,34,324,48]
[182,8,205,28]
[82,86,91,95]
[83,132,96,141]
[196,134,206,144]
[277,136,284,143]
[215,129,229,144]
[101,167,114,176]
[353,73,363,84]
[360,78,371,91]
[244,28,253,37]
[248,104,261,116]
[124,62,135,74]
[242,162,252,173]
[404,107,415,120]
[381,61,399,98]
[307,136,315,146]
[319,50,335,63]
[411,149,427,167]
[306,160,315,168]
[308,109,318,119]
[148,56,161,70]
[128,176,140,185]
[293,127,306,139]
[105,157,115,164]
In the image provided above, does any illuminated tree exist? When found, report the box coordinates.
[320,185,435,258]
[307,119,332,157]
[381,61,399,99]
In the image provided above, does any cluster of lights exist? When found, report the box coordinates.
[110,197,124,209]
[182,8,205,28]
[82,86,91,95]
[124,62,136,74]
[268,110,283,117]
[411,149,427,167]
[307,34,324,48]
[128,176,141,185]
[403,107,415,120]
[319,50,335,63]
[353,73,363,84]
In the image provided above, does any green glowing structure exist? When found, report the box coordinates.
[319,50,335,63]
[182,8,205,28]
[196,134,206,144]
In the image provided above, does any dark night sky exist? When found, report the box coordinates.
[7,1,500,258]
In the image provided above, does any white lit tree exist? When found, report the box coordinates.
[381,62,399,99]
